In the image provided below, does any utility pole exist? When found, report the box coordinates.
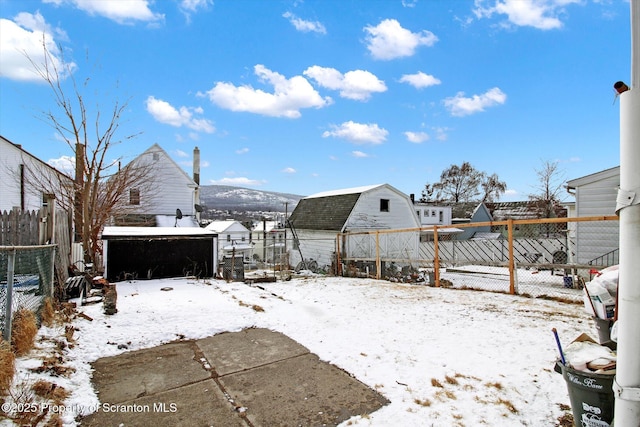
[613,1,640,424]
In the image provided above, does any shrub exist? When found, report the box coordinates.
[11,308,38,356]
[0,340,15,396]
[40,298,56,327]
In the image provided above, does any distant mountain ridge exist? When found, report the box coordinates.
[199,185,303,213]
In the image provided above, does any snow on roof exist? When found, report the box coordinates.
[155,215,199,227]
[305,184,384,199]
[102,226,214,238]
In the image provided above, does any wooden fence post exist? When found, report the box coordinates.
[433,226,440,287]
[375,231,381,280]
[508,218,516,294]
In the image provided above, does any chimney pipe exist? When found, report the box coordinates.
[410,193,415,204]
[193,147,200,185]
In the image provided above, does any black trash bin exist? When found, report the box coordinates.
[554,361,615,427]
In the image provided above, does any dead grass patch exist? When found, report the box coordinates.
[11,308,38,356]
[497,397,518,414]
[486,381,504,390]
[31,355,75,377]
[40,298,56,327]
[414,397,432,406]
[32,379,70,404]
[444,375,459,385]
[0,340,15,396]
[431,378,443,388]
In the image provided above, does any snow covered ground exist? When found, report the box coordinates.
[4,273,596,426]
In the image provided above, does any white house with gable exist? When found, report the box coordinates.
[118,143,200,226]
[288,184,421,273]
[205,220,253,261]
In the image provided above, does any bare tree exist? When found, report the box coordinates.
[528,160,566,218]
[420,162,506,203]
[25,38,156,264]
[481,173,507,203]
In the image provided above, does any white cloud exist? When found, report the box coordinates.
[175,149,189,158]
[282,167,296,173]
[179,0,212,13]
[322,121,388,144]
[404,131,430,143]
[473,0,579,30]
[304,66,387,101]
[282,12,326,34]
[433,127,449,141]
[145,96,215,133]
[399,72,441,89]
[203,65,332,118]
[0,13,74,82]
[208,177,266,186]
[443,87,507,117]
[236,148,249,154]
[44,0,164,25]
[364,19,438,60]
[47,155,75,175]
[351,151,369,158]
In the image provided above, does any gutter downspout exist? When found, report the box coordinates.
[613,1,640,424]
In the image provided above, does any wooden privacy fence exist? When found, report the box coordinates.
[337,216,619,297]
[0,208,72,295]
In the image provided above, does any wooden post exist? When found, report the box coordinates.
[335,233,342,276]
[433,226,440,287]
[508,218,516,294]
[375,231,381,280]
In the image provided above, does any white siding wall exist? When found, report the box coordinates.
[289,229,336,269]
[345,187,420,231]
[574,173,619,265]
[129,150,196,216]
[0,140,71,212]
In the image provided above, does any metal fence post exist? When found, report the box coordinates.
[3,248,16,342]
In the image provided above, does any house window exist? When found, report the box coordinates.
[129,189,140,205]
[227,235,231,242]
[439,210,444,222]
[380,199,389,212]
[431,210,436,217]
[241,236,246,242]
[416,210,420,218]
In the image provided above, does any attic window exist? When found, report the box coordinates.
[129,189,140,205]
[152,152,160,161]
[380,199,389,212]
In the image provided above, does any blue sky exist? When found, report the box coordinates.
[0,0,631,201]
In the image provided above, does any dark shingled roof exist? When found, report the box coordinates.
[288,193,361,231]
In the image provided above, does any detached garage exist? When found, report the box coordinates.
[102,226,218,282]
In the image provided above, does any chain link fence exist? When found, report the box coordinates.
[1,245,56,340]
[338,216,619,302]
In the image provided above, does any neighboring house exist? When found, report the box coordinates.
[566,166,620,266]
[288,184,421,269]
[446,202,493,240]
[0,135,73,213]
[413,203,452,227]
[486,201,568,238]
[205,220,253,261]
[252,219,287,263]
[117,143,200,226]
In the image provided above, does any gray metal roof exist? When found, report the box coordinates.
[289,192,361,231]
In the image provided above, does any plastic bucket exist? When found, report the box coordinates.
[554,361,615,427]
